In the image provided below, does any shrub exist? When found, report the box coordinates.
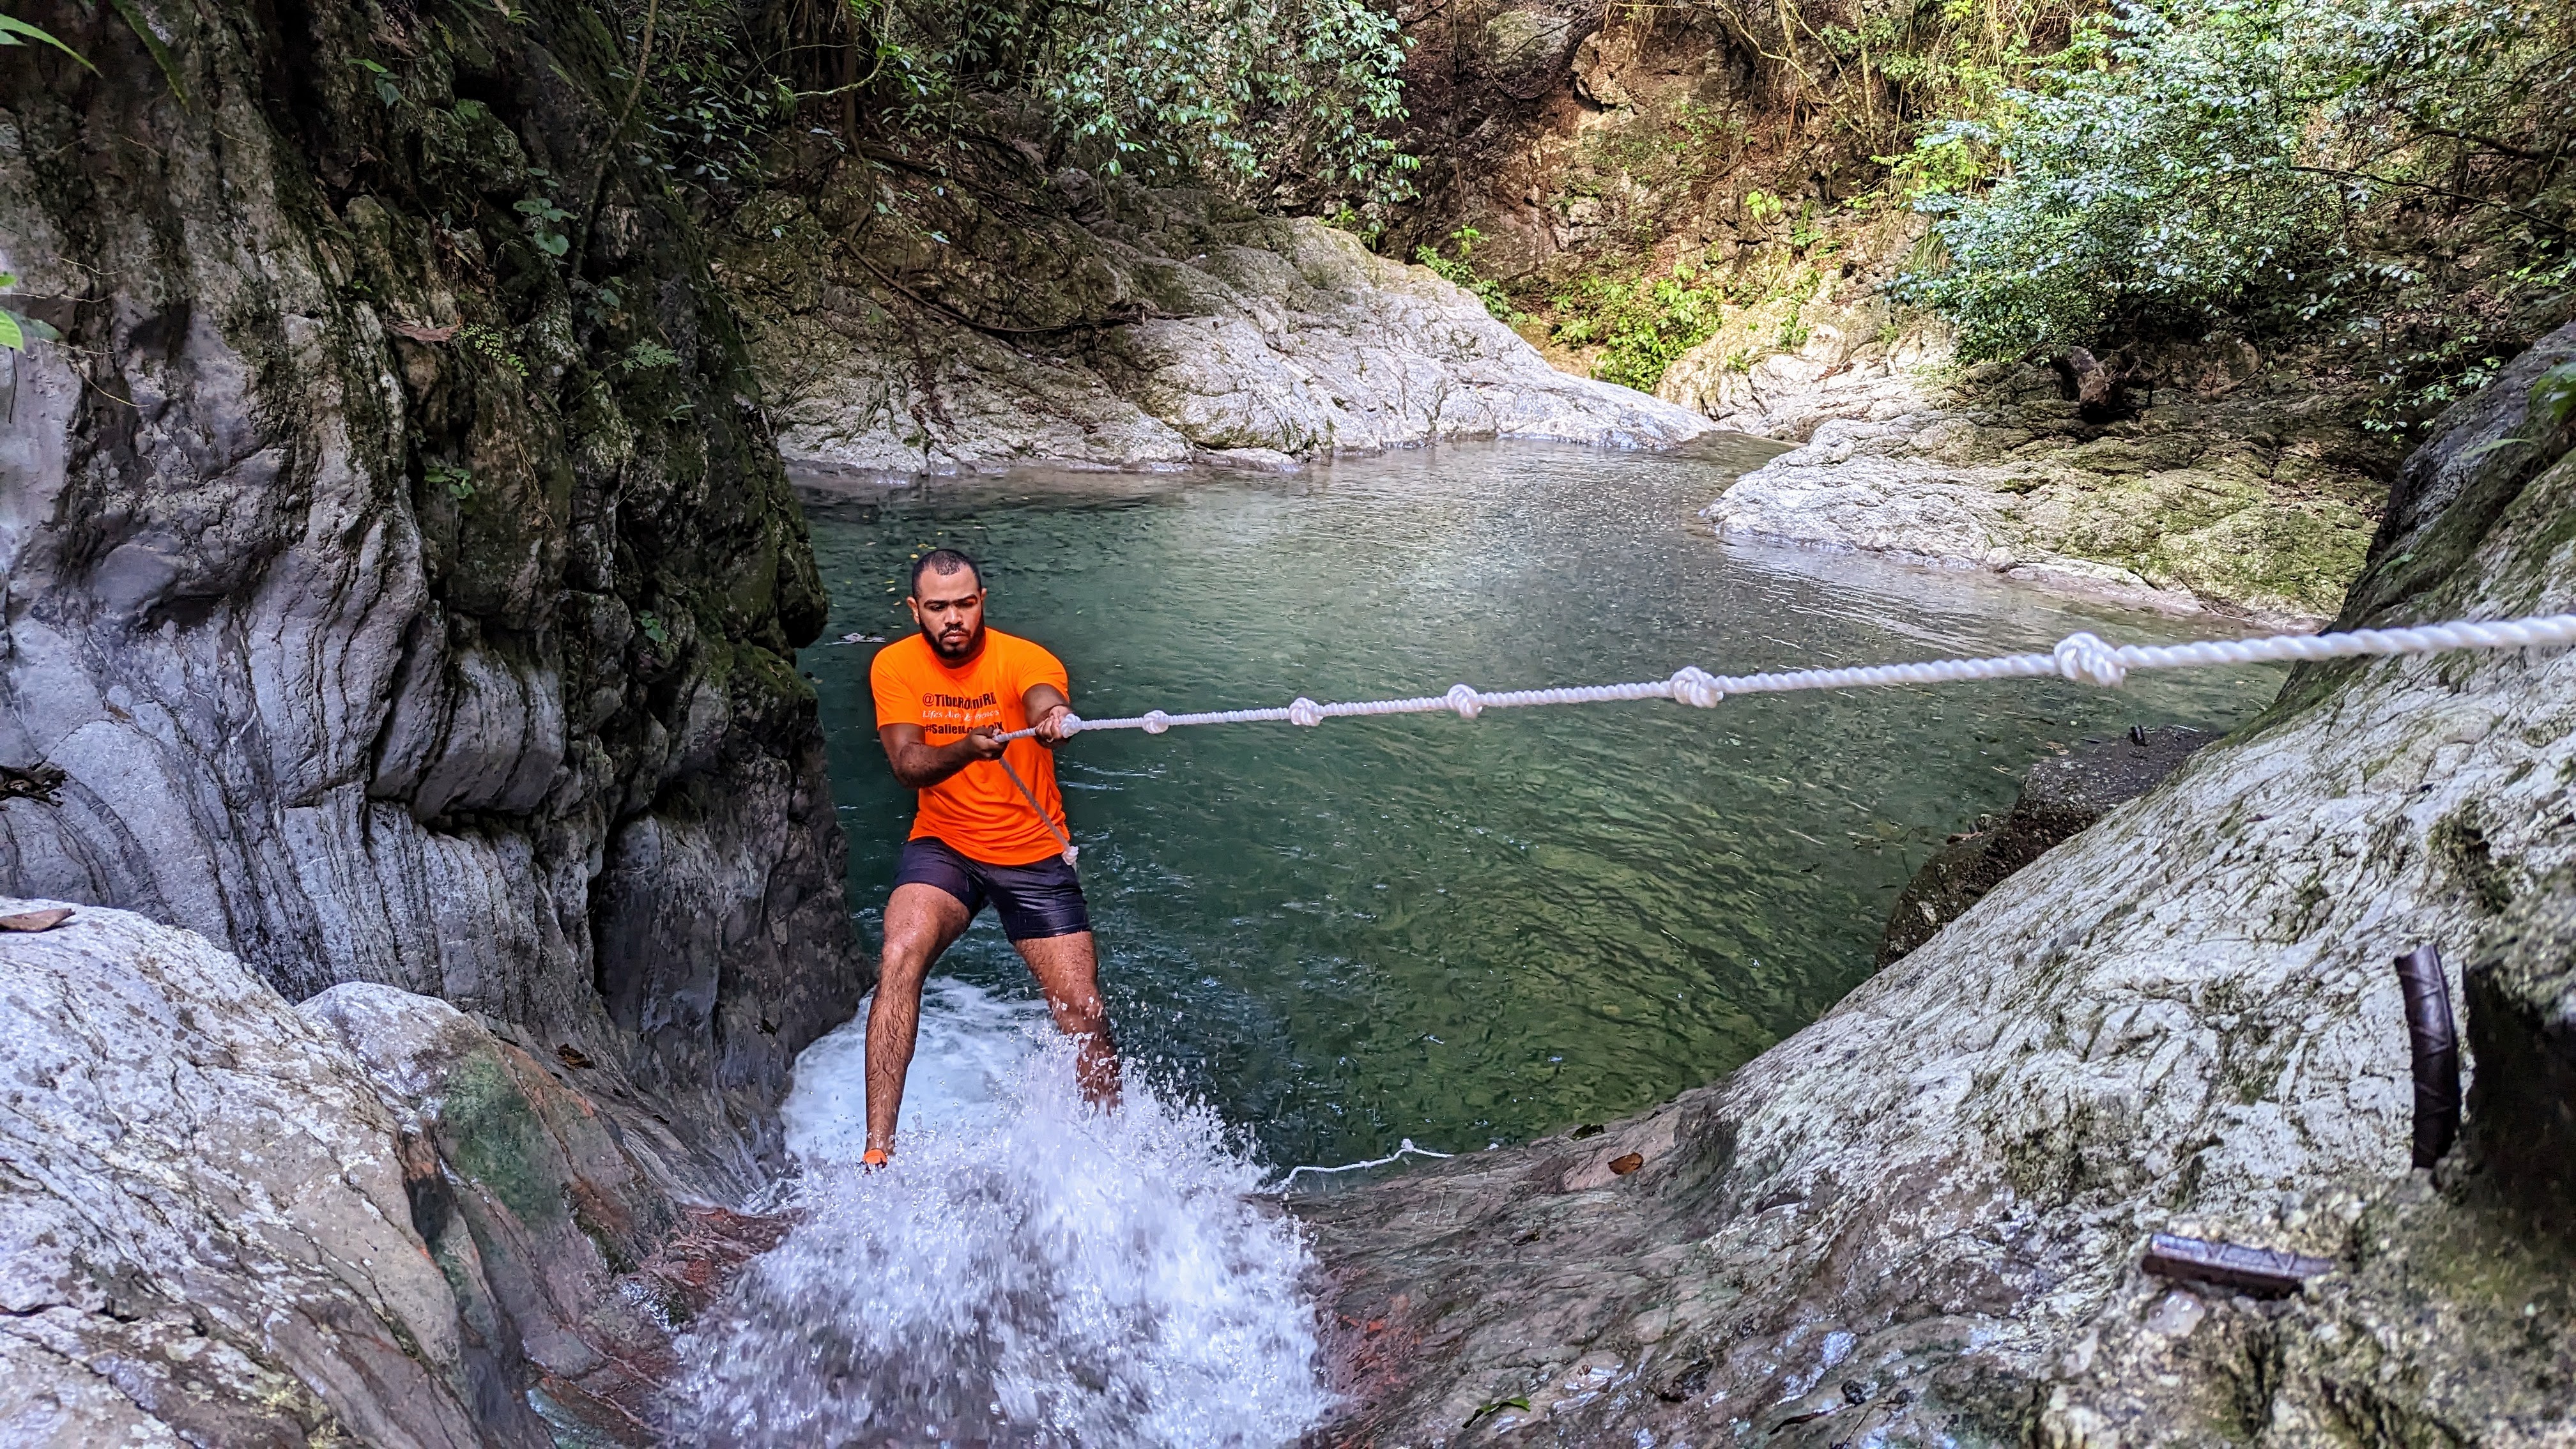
[1898,0,2576,367]
[1896,0,2341,358]
[1415,227,1520,322]
[1552,270,1729,393]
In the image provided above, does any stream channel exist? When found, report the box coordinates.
[675,438,2285,1445]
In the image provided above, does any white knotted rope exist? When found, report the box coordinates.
[995,613,2576,744]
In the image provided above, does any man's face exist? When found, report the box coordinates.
[907,567,986,661]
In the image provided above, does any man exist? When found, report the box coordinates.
[861,548,1119,1167]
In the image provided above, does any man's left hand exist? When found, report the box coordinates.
[1032,703,1075,746]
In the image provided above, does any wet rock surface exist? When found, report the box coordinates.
[1880,725,2214,966]
[1299,325,2576,1447]
[0,900,774,1446]
[1699,355,2393,624]
[0,0,854,1177]
[721,185,1710,475]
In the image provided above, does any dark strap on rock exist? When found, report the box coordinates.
[2395,943,2460,1169]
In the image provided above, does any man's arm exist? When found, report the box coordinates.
[1025,683,1073,746]
[877,723,1006,788]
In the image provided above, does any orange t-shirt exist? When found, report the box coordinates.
[869,629,1073,866]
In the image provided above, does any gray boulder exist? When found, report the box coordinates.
[1698,351,2398,625]
[0,900,779,1445]
[0,900,525,1446]
[719,186,1712,476]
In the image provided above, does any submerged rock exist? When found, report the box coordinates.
[1300,323,2576,1446]
[1880,725,2214,965]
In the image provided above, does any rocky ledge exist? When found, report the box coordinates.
[719,181,1711,476]
[0,901,770,1445]
[1298,323,2576,1446]
[1695,349,2397,626]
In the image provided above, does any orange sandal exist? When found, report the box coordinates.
[861,1147,891,1170]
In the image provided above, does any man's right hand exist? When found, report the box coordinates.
[954,727,1008,762]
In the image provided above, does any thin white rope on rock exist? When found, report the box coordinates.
[988,613,2576,744]
[1272,1138,1455,1192]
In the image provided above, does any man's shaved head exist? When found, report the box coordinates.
[910,548,982,595]
[907,548,988,661]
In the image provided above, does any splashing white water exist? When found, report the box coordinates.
[674,981,1334,1446]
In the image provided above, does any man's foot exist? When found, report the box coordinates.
[861,1147,891,1171]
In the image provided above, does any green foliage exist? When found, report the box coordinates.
[616,338,680,373]
[2533,362,2576,435]
[103,0,187,104]
[425,463,476,500]
[0,13,96,71]
[456,323,526,378]
[1899,0,2576,378]
[595,0,1416,204]
[0,273,59,353]
[514,193,573,258]
[874,0,1417,201]
[1896,0,2341,359]
[351,57,402,107]
[1414,227,1519,322]
[638,612,670,645]
[1551,267,1729,393]
[632,0,793,188]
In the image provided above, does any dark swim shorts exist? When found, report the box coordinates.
[894,836,1091,941]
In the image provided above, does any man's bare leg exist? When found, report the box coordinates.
[867,883,972,1158]
[1014,930,1122,1107]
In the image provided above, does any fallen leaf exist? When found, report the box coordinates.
[1609,1152,1644,1176]
[0,908,73,932]
[556,1043,596,1069]
[390,320,457,343]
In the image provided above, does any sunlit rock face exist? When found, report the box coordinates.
[721,186,1712,477]
[1300,324,2576,1447]
[0,0,855,1177]
[1698,346,2407,627]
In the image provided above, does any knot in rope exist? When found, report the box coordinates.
[1668,666,1724,708]
[2053,632,2128,687]
[1141,710,1170,735]
[1446,683,1482,720]
[1058,712,1085,737]
[1287,696,1324,728]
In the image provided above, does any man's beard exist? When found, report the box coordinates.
[924,619,983,661]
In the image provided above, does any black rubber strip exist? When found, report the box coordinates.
[2395,943,2460,1169]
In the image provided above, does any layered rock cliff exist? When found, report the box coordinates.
[0,0,854,1178]
[716,172,1711,476]
[1300,325,2576,1445]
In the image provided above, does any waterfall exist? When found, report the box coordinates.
[673,983,1334,1446]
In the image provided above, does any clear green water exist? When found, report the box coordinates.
[796,439,2281,1169]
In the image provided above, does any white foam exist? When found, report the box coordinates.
[675,981,1334,1446]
